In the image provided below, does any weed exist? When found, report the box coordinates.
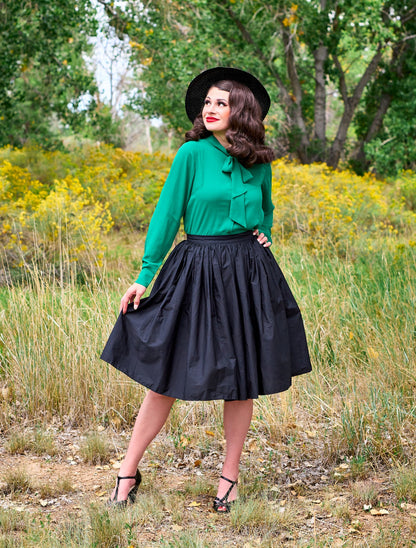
[392,466,416,502]
[332,502,351,523]
[159,530,210,547]
[4,431,33,455]
[32,429,57,456]
[36,477,75,499]
[352,480,379,506]
[182,476,212,497]
[87,505,127,548]
[80,433,112,465]
[1,468,32,495]
[0,508,29,533]
[230,498,295,535]
[350,456,369,479]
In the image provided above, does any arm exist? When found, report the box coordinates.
[256,163,274,244]
[137,143,195,286]
[120,143,196,313]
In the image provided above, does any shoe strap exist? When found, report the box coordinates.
[218,475,238,503]
[220,475,238,485]
[113,473,138,502]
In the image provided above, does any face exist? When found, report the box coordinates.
[202,87,231,137]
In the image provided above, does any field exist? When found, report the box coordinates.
[0,146,416,546]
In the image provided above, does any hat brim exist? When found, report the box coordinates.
[185,67,270,122]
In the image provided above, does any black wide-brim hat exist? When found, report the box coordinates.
[185,67,271,122]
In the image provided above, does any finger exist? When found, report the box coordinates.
[252,229,259,236]
[133,296,141,310]
[263,241,272,247]
[120,294,131,315]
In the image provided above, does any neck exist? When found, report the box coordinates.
[212,131,229,148]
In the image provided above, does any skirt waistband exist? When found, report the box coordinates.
[186,231,254,244]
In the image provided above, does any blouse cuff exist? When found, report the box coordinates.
[135,268,154,288]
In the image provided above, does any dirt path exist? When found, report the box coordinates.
[1,426,416,546]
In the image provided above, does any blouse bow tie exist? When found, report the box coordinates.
[222,155,253,227]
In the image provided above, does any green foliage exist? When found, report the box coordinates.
[0,145,172,277]
[0,1,98,148]
[101,0,416,174]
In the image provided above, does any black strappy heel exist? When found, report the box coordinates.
[213,475,238,513]
[107,469,142,508]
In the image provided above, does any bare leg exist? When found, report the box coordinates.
[111,390,175,501]
[216,399,253,503]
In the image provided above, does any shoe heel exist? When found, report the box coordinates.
[127,470,142,503]
[108,469,141,508]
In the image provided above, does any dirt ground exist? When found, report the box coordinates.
[1,425,416,547]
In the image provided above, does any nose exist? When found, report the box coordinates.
[207,104,218,115]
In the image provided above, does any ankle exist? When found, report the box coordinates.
[216,475,238,501]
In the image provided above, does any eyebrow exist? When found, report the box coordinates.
[205,96,229,103]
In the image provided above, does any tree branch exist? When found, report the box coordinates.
[225,6,292,108]
[332,54,348,105]
[328,45,384,168]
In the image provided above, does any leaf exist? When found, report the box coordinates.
[171,524,183,531]
[248,440,258,452]
[401,502,416,511]
[205,430,215,437]
[188,501,201,507]
[370,508,389,516]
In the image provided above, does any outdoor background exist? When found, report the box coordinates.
[0,1,415,546]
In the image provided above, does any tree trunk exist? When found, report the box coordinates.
[351,41,410,171]
[282,30,310,162]
[313,44,328,160]
[351,93,392,171]
[327,48,383,168]
[145,118,152,154]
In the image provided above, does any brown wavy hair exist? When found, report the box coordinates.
[185,80,275,167]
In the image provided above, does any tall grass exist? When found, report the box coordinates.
[0,231,415,465]
[1,146,415,468]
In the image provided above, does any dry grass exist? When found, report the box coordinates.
[0,209,415,545]
[79,432,112,465]
[36,477,75,499]
[392,466,416,502]
[1,468,32,496]
[352,481,380,506]
[5,428,58,457]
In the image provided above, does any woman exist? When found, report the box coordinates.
[101,67,312,512]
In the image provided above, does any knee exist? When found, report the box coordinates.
[147,390,176,405]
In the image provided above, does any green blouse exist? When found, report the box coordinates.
[136,135,274,287]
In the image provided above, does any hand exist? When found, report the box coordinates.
[119,283,147,314]
[253,229,271,247]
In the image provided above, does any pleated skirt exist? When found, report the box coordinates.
[100,231,312,401]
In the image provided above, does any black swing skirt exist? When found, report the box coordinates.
[100,231,312,401]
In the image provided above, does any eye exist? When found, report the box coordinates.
[204,99,211,106]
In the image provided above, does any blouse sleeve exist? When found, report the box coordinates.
[257,163,274,243]
[135,143,196,287]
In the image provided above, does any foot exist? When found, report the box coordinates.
[109,476,136,502]
[214,475,238,513]
[108,469,141,507]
